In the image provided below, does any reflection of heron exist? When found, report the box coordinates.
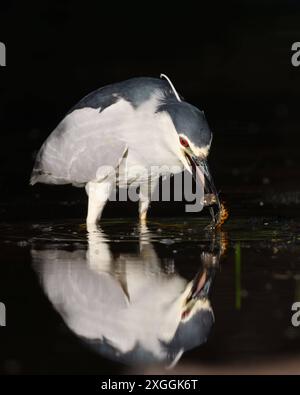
[32,225,219,366]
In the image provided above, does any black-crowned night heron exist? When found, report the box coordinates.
[30,74,221,225]
[32,225,217,366]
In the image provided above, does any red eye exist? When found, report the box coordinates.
[180,137,189,148]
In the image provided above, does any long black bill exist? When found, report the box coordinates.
[191,156,221,226]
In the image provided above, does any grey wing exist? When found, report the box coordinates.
[30,101,129,186]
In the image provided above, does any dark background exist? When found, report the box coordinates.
[0,0,300,219]
[1,0,300,375]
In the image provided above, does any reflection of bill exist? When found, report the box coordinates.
[32,225,220,367]
[0,302,6,327]
[291,302,300,327]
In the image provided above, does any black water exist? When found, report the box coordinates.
[1,210,300,374]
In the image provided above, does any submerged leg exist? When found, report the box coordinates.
[139,180,158,223]
[85,181,113,224]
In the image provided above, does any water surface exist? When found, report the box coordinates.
[1,215,300,374]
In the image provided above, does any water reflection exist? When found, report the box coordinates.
[31,224,221,367]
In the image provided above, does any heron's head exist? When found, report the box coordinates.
[158,97,221,223]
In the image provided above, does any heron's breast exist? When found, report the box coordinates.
[116,148,184,187]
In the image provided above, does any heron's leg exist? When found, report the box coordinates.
[86,225,112,272]
[139,179,157,223]
[85,181,113,224]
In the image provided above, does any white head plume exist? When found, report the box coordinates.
[160,73,181,102]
